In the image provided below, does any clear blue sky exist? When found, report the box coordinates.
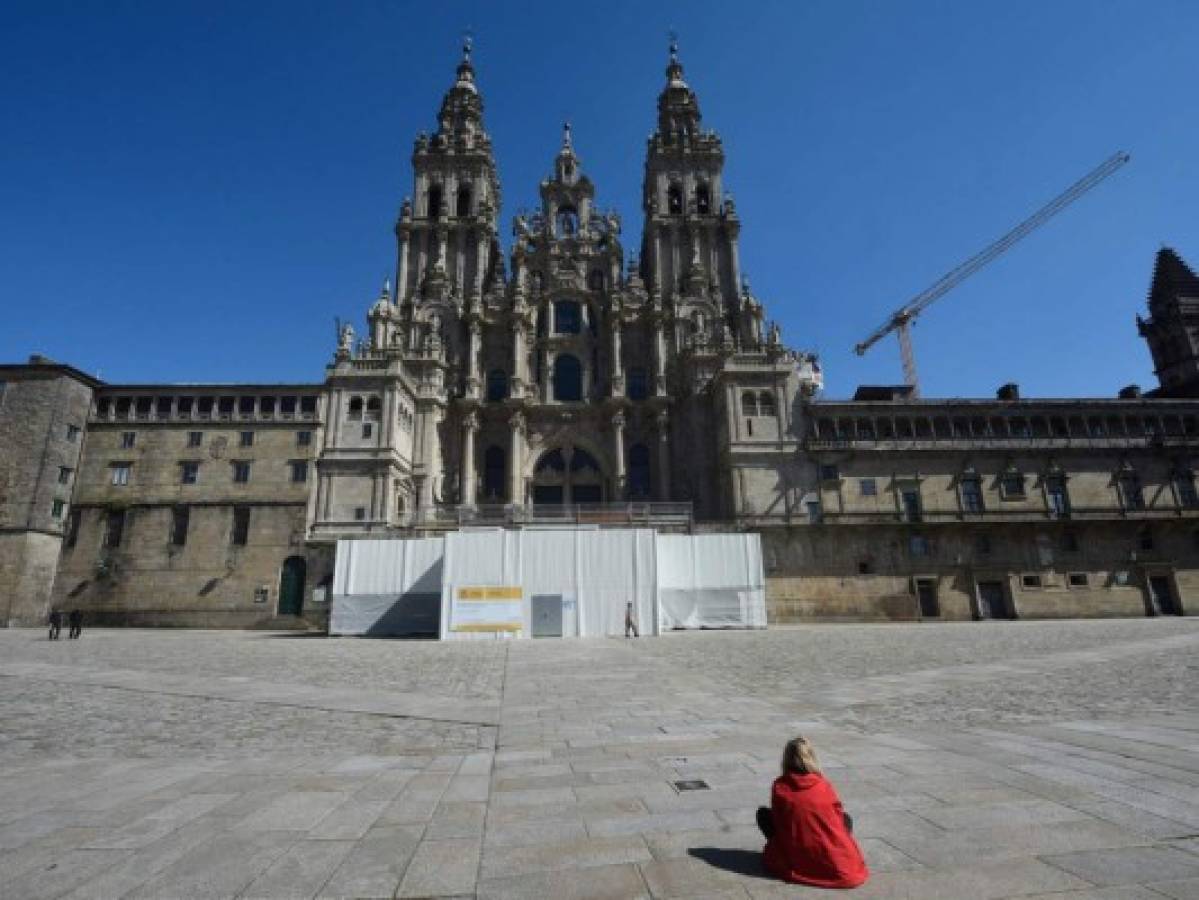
[2,1,1196,398]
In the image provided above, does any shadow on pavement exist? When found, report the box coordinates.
[688,847,772,880]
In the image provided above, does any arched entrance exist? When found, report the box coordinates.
[278,556,306,616]
[532,447,604,504]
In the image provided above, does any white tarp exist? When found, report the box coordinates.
[331,528,765,638]
[330,537,443,636]
[656,533,767,630]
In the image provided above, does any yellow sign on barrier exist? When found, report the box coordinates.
[451,585,523,632]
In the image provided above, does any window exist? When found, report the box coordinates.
[627,368,648,401]
[1176,472,1199,509]
[362,422,373,439]
[231,506,250,545]
[260,396,275,415]
[556,205,579,236]
[1119,471,1145,510]
[960,477,984,513]
[178,396,193,415]
[909,535,930,557]
[187,431,202,448]
[806,500,823,524]
[51,499,65,519]
[1068,573,1088,587]
[65,509,81,548]
[66,424,80,442]
[290,461,308,483]
[232,461,251,483]
[121,431,136,449]
[57,466,72,485]
[180,462,199,485]
[300,396,317,415]
[696,183,711,215]
[860,478,877,497]
[1001,471,1026,499]
[296,430,312,447]
[742,392,759,417]
[552,354,583,401]
[366,396,382,420]
[628,444,651,499]
[667,183,683,214]
[354,506,366,521]
[427,184,442,218]
[554,300,581,334]
[170,506,189,546]
[588,269,606,292]
[239,431,254,447]
[238,396,255,416]
[1045,476,1070,517]
[104,509,125,548]
[901,487,922,522]
[483,446,506,501]
[819,464,839,482]
[456,185,472,217]
[280,396,297,415]
[218,397,235,417]
[110,464,131,486]
[486,369,509,403]
[1022,574,1042,589]
[348,397,363,420]
[758,392,777,417]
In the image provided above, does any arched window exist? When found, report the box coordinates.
[627,367,648,401]
[427,184,442,219]
[365,396,382,420]
[552,354,582,401]
[554,300,581,334]
[456,185,472,217]
[348,396,363,420]
[556,205,579,236]
[588,269,606,291]
[483,446,506,501]
[758,392,776,417]
[667,183,683,215]
[628,444,651,499]
[486,369,508,403]
[741,391,758,417]
[696,183,711,215]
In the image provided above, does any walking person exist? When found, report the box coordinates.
[48,609,62,641]
[757,735,868,889]
[624,602,639,638]
[67,609,83,640]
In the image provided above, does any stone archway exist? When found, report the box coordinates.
[531,446,605,504]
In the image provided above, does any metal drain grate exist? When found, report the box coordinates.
[673,779,710,792]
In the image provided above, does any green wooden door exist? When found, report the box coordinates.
[279,556,306,616]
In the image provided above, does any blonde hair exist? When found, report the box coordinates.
[781,736,822,775]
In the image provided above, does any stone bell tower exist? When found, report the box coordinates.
[1139,247,1199,397]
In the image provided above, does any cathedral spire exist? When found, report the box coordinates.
[656,32,701,142]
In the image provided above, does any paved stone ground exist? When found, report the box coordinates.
[2,620,1199,898]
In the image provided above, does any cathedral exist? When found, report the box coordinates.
[3,42,1199,630]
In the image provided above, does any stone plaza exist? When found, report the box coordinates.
[3,620,1199,898]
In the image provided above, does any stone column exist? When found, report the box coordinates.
[475,230,488,297]
[540,347,551,402]
[382,473,394,526]
[656,411,671,501]
[612,412,626,498]
[729,232,743,295]
[321,474,334,519]
[397,231,410,301]
[508,411,525,505]
[653,319,668,396]
[652,224,663,297]
[511,320,526,398]
[460,411,478,507]
[610,316,623,397]
[467,320,481,397]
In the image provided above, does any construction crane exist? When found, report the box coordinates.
[853,151,1130,394]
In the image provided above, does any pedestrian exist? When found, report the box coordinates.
[48,609,62,641]
[757,735,868,889]
[68,609,82,640]
[624,602,639,638]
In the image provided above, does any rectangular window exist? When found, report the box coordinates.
[354,506,366,521]
[121,431,136,449]
[231,506,250,545]
[860,478,877,497]
[187,431,202,448]
[178,396,194,415]
[1176,473,1199,509]
[232,461,251,483]
[57,466,72,485]
[362,423,373,439]
[239,431,254,447]
[104,509,125,548]
[51,499,65,519]
[1120,473,1145,510]
[180,461,199,484]
[110,463,131,486]
[238,397,255,416]
[1022,574,1042,588]
[960,478,984,513]
[1001,472,1026,499]
[296,430,312,447]
[290,461,308,483]
[65,509,81,548]
[66,424,80,442]
[901,488,922,522]
[806,500,823,524]
[818,464,839,481]
[170,506,189,546]
[1046,477,1070,517]
[280,396,297,415]
[300,396,317,414]
[1068,573,1088,587]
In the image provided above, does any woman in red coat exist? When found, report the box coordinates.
[757,736,869,889]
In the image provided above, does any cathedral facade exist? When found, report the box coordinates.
[3,45,1199,629]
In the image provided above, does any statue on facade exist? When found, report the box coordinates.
[338,322,355,354]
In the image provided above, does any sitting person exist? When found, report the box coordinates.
[757,735,869,889]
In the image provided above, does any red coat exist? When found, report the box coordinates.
[763,772,869,889]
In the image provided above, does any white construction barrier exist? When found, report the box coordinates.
[330,528,765,638]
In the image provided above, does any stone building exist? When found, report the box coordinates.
[2,43,1198,628]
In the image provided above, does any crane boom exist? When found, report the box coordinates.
[853,151,1131,390]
